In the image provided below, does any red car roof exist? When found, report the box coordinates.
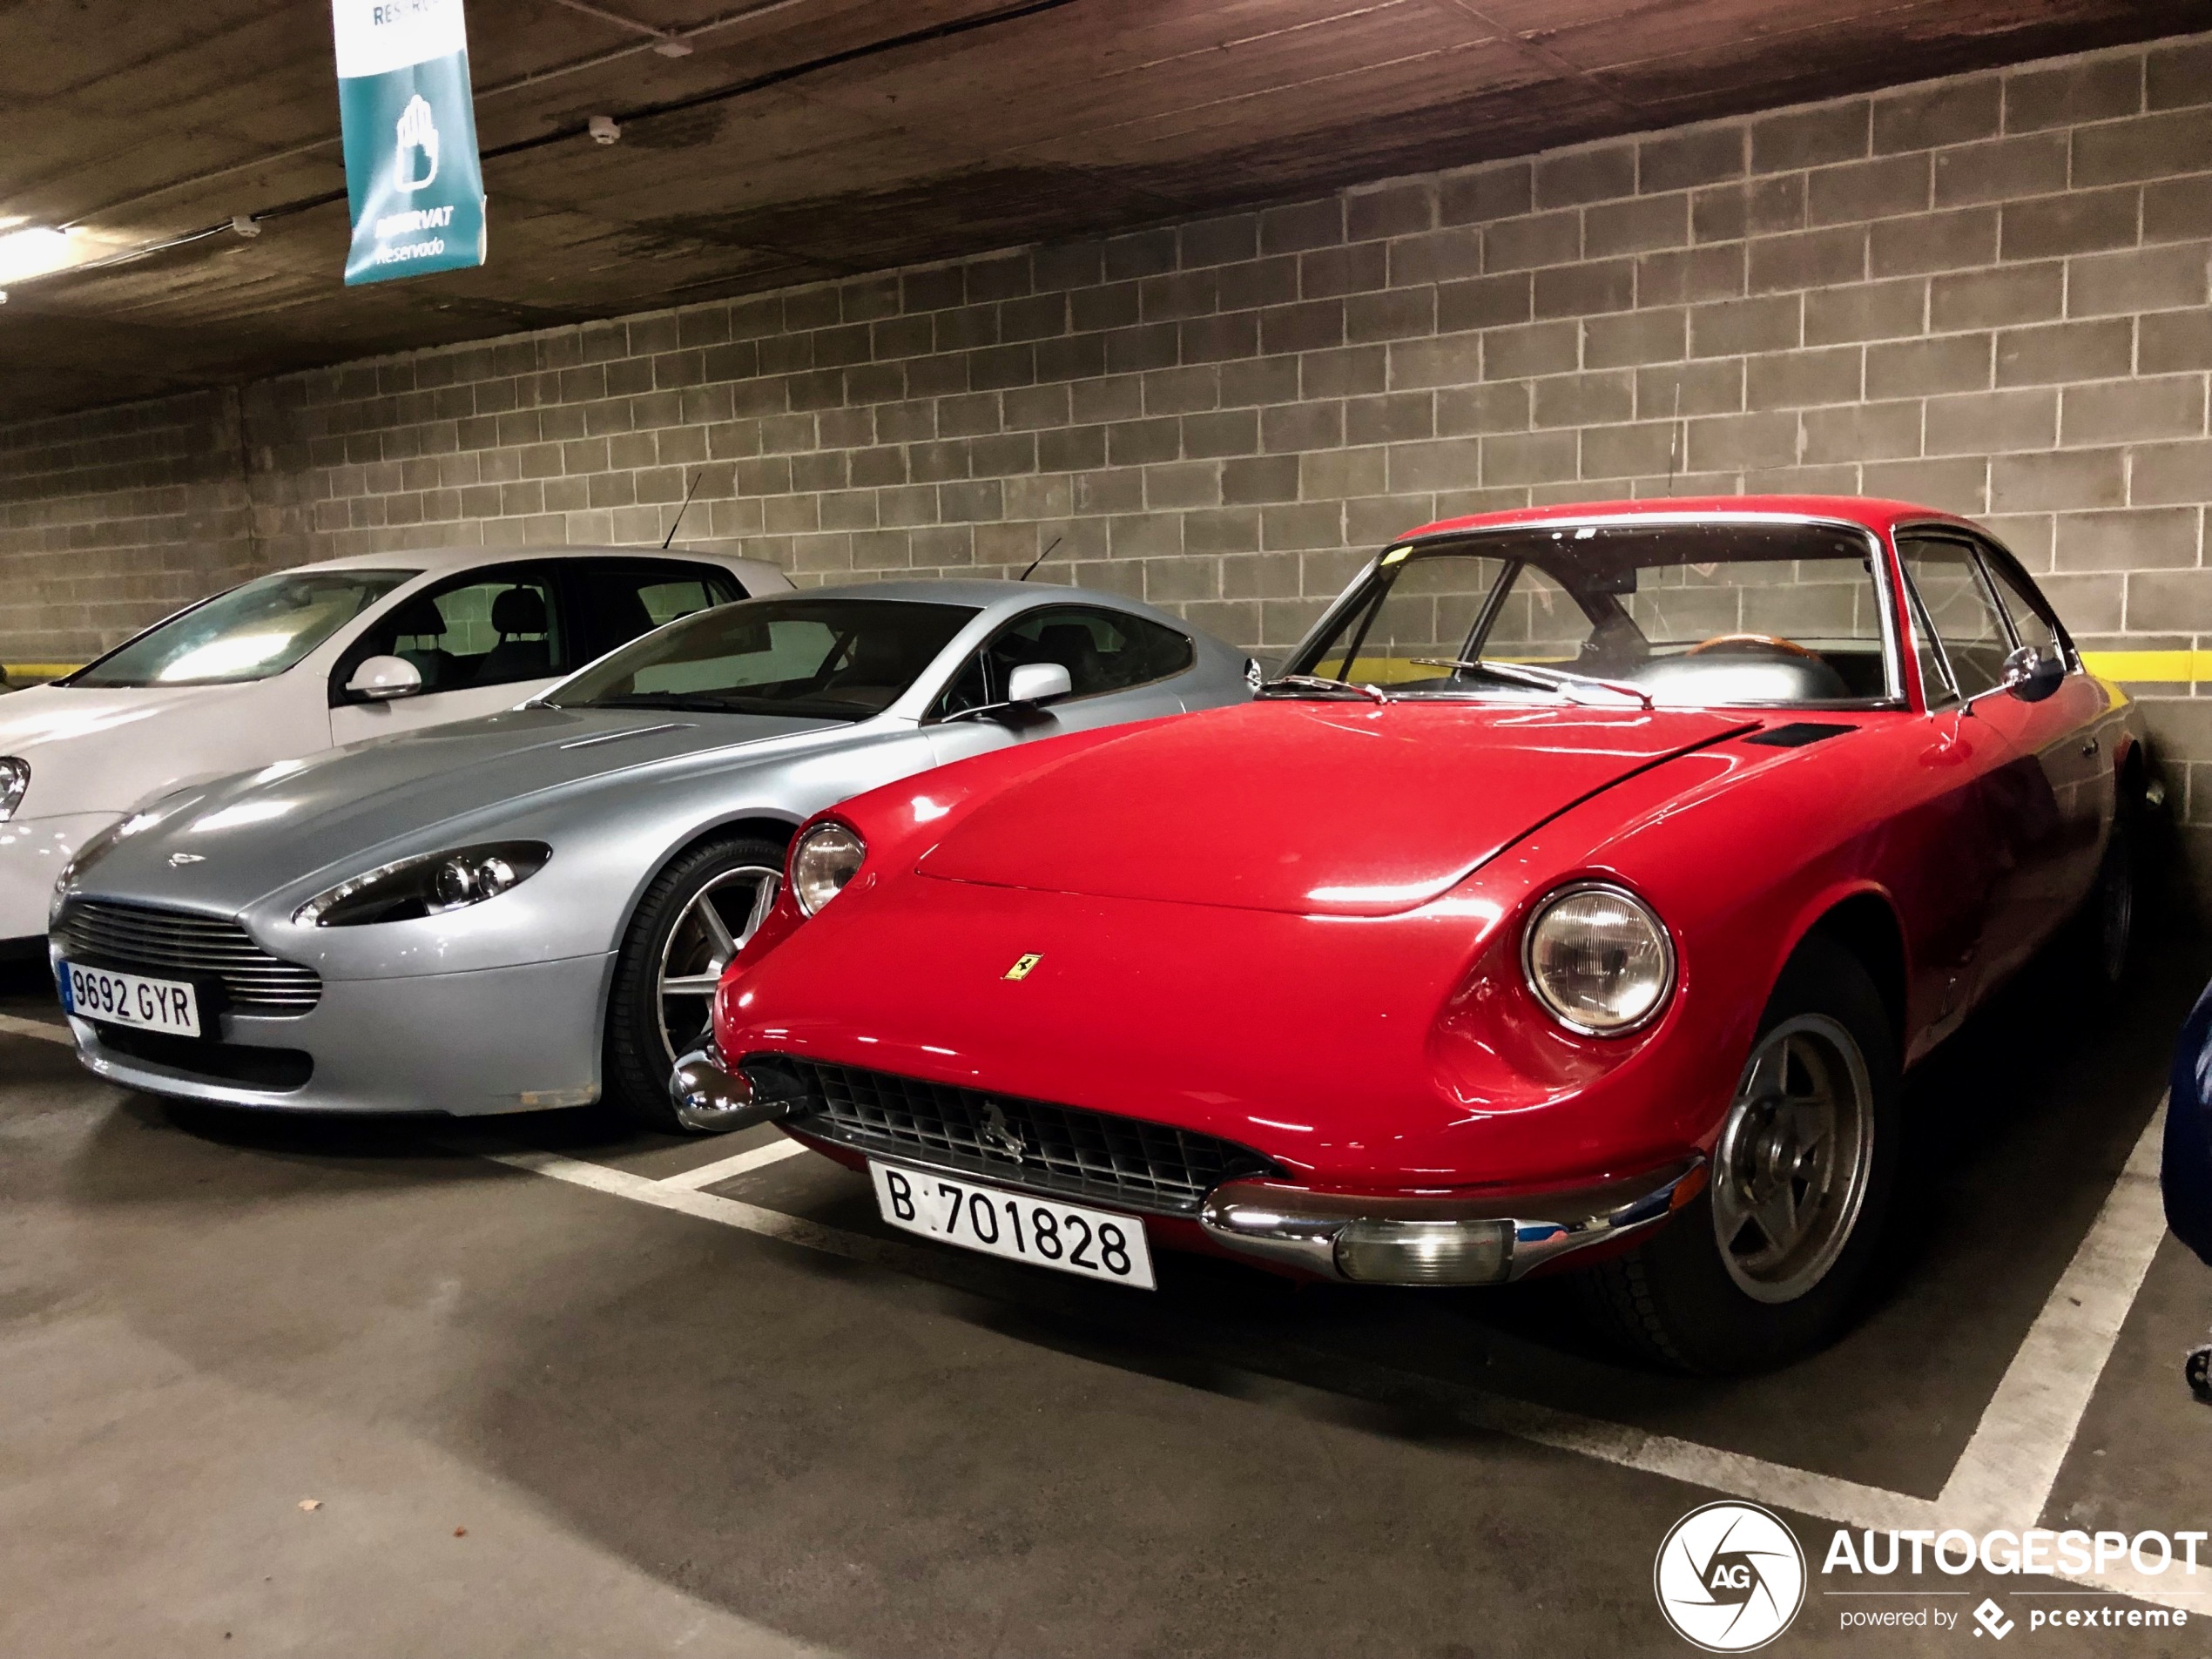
[1397,494,1975,543]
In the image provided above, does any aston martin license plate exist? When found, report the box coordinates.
[57,961,202,1037]
[868,1161,1157,1290]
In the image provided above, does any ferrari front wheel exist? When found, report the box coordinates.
[1586,934,1900,1374]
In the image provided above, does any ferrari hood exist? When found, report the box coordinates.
[79,705,843,907]
[917,700,1755,916]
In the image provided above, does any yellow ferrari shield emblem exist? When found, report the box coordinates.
[1003,953,1043,981]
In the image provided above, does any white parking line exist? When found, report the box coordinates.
[1939,1100,2171,1534]
[658,1137,809,1190]
[475,1101,2188,1610]
[0,1013,71,1047]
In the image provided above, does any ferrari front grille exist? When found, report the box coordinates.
[53,900,322,1015]
[749,1055,1283,1217]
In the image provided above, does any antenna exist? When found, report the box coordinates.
[660,470,704,549]
[1665,380,1683,497]
[1017,534,1064,582]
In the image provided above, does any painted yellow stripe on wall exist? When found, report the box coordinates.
[4,650,2209,685]
[2079,650,2212,684]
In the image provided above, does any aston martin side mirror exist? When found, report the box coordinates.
[1006,662,1073,706]
[346,655,424,702]
[2001,644,2064,704]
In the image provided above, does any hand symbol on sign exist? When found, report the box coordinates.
[395,94,441,192]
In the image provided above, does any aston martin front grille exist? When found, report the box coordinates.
[748,1055,1283,1216]
[53,901,322,1015]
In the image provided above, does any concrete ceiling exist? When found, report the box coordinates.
[0,0,2202,423]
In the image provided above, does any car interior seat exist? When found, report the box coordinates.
[1035,623,1105,695]
[386,597,459,691]
[480,587,553,683]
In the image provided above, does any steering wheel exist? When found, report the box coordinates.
[1684,631,1820,660]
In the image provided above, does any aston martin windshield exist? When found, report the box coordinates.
[70,570,415,688]
[1281,522,1894,708]
[548,597,979,720]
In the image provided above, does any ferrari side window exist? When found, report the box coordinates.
[1898,538,2010,699]
[1980,554,2067,666]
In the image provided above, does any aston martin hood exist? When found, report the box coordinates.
[918,701,1754,916]
[80,705,840,907]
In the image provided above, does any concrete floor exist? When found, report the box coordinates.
[3,933,2210,1658]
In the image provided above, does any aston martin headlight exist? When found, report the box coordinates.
[0,757,26,822]
[294,841,551,927]
[1521,882,1675,1035]
[791,822,864,916]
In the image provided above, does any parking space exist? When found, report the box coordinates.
[3,928,2209,1658]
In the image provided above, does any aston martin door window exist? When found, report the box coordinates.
[939,607,1196,713]
[1898,537,2012,698]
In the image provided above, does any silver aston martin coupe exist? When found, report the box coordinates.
[48,580,1255,1128]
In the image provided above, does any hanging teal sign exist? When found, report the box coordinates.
[332,0,487,285]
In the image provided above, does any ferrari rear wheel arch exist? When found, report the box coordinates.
[1582,931,1902,1374]
[601,819,796,1130]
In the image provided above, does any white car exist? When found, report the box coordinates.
[0,544,788,947]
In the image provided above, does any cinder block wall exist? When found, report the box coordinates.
[4,33,2210,848]
[0,389,266,665]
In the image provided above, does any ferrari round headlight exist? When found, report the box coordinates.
[1521,883,1675,1035]
[791,822,864,916]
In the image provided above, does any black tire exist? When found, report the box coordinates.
[2074,792,2137,995]
[1582,934,1902,1374]
[602,834,786,1131]
[2188,1345,2212,1406]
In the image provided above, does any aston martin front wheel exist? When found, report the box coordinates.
[1584,933,1901,1374]
[603,835,785,1131]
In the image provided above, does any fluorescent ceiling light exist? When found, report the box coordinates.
[0,227,75,283]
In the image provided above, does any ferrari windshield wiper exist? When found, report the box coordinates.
[1257,674,1390,704]
[1409,658,1652,709]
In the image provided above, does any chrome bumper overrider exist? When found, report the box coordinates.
[1197,1157,1708,1285]
[669,1047,792,1134]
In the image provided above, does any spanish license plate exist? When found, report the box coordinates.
[57,961,202,1037]
[868,1161,1157,1290]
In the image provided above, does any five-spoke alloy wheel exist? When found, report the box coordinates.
[604,834,789,1130]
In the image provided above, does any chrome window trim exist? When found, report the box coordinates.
[1892,522,2038,712]
[1287,511,1908,710]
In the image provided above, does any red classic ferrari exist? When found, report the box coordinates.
[678,496,2146,1372]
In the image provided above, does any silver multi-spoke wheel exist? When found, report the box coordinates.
[1712,1013,1875,1305]
[654,864,779,1070]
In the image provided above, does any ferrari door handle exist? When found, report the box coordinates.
[2080,737,2100,758]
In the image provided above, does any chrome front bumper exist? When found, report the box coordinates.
[1197,1158,1708,1285]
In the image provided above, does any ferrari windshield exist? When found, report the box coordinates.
[547,597,979,720]
[70,569,415,688]
[1282,521,1895,708]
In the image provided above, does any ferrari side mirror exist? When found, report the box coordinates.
[2001,644,2064,704]
[346,655,424,702]
[1006,662,1073,706]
